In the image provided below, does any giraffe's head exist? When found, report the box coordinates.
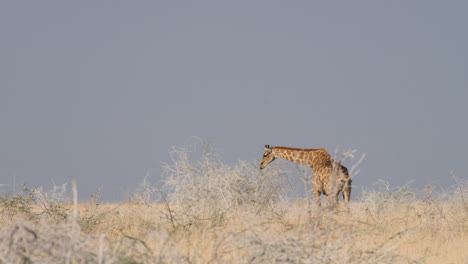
[260,145,275,169]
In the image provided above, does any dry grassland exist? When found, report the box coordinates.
[1,198,467,264]
[1,144,467,263]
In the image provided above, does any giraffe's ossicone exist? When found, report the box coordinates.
[260,145,352,209]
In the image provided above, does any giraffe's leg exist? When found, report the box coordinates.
[343,179,352,210]
[334,190,340,209]
[328,179,343,210]
[314,190,321,208]
[312,175,322,208]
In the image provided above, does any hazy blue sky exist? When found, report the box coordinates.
[1,1,467,201]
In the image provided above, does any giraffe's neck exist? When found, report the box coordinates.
[272,147,331,168]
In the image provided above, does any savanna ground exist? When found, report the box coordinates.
[1,143,467,263]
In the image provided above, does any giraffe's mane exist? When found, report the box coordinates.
[272,146,325,151]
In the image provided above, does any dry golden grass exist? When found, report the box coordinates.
[1,197,467,263]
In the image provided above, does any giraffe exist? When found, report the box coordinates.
[259,145,352,209]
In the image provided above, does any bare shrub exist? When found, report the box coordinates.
[0,221,157,264]
[441,174,468,233]
[240,232,405,264]
[126,170,161,206]
[450,174,468,214]
[0,222,98,264]
[78,188,119,235]
[361,180,416,214]
[32,183,70,223]
[162,141,288,224]
[0,184,36,221]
